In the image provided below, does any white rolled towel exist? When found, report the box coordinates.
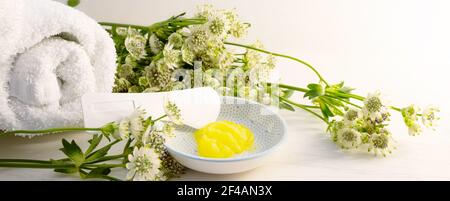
[0,0,116,130]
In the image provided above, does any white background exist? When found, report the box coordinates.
[0,0,449,180]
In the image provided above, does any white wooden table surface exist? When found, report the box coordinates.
[0,0,449,180]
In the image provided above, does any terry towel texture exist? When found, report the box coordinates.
[0,0,116,130]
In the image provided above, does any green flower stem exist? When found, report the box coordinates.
[153,114,168,122]
[224,42,330,86]
[0,159,52,164]
[83,164,125,169]
[147,18,206,31]
[84,154,125,164]
[0,162,73,169]
[325,95,362,109]
[2,127,102,137]
[99,17,206,33]
[325,90,365,101]
[98,22,149,30]
[390,106,402,112]
[276,83,309,93]
[281,101,319,109]
[277,83,364,102]
[279,97,328,124]
[0,157,124,168]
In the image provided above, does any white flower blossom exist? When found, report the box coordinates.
[126,147,161,181]
[266,55,277,70]
[115,27,128,36]
[128,109,146,139]
[401,105,422,136]
[181,44,195,65]
[362,91,389,122]
[206,13,230,38]
[117,119,131,140]
[124,55,138,67]
[407,122,422,136]
[422,106,440,128]
[229,21,249,38]
[248,65,271,83]
[162,44,182,70]
[336,128,362,149]
[125,34,147,59]
[177,27,191,37]
[344,108,361,124]
[117,63,134,79]
[141,124,153,145]
[222,9,249,38]
[127,27,140,36]
[168,32,184,49]
[149,34,164,54]
[162,122,175,138]
[196,4,214,19]
[186,26,209,53]
[368,131,395,157]
[164,100,183,125]
[216,51,234,70]
[244,41,264,70]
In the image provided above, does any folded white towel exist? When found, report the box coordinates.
[0,0,116,130]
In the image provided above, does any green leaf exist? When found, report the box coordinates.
[282,89,294,99]
[335,81,344,89]
[307,83,323,91]
[85,141,119,162]
[79,170,87,179]
[67,0,80,7]
[85,146,111,162]
[85,134,103,156]
[339,86,355,94]
[321,97,344,116]
[319,101,334,120]
[324,101,344,116]
[122,139,133,163]
[323,96,344,107]
[50,159,78,174]
[100,122,118,137]
[54,168,78,174]
[60,139,84,167]
[86,167,111,179]
[328,81,355,94]
[304,83,324,100]
[279,101,295,112]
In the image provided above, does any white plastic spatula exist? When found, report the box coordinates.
[81,87,221,129]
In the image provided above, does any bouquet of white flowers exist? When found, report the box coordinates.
[100,5,439,156]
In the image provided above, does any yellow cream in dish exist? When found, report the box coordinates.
[194,121,255,158]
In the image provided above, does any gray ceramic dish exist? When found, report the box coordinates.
[165,96,287,174]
